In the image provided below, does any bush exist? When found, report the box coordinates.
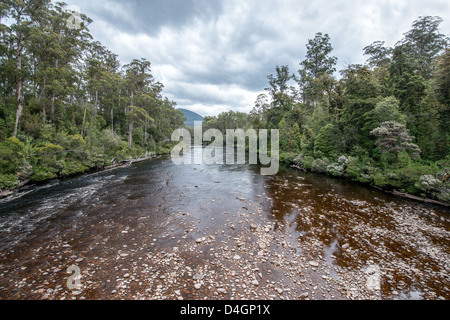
[311,158,330,173]
[415,175,450,202]
[0,137,25,175]
[60,160,89,177]
[326,163,345,177]
[31,143,65,181]
[0,174,18,189]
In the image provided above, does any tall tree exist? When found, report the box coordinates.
[265,65,294,128]
[401,16,449,80]
[363,41,392,69]
[2,0,50,137]
[123,58,154,148]
[298,32,337,106]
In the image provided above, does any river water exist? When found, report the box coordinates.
[0,147,449,300]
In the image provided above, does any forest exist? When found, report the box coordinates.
[202,16,449,203]
[0,1,185,191]
[0,1,449,204]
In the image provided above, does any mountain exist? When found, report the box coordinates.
[178,108,204,127]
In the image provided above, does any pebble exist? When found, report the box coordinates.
[194,283,202,290]
[299,292,309,299]
[309,261,319,267]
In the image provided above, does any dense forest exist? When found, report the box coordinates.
[0,1,185,191]
[202,16,450,203]
[0,2,449,204]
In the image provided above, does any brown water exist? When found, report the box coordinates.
[0,147,449,300]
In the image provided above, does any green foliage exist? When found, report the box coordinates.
[0,0,184,188]
[0,174,18,189]
[311,158,331,173]
[314,124,338,159]
[0,137,25,175]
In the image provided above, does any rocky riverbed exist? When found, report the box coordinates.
[0,153,448,300]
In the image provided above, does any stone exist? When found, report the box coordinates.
[299,292,309,299]
[309,261,319,267]
[194,283,202,290]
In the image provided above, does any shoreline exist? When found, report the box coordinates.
[289,164,450,208]
[1,154,448,209]
[0,155,160,201]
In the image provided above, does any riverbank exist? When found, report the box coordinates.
[1,147,449,300]
[288,162,450,208]
[0,155,160,201]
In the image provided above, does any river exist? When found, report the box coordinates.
[0,147,449,300]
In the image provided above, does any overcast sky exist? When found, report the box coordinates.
[65,0,449,117]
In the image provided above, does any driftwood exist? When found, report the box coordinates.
[390,190,449,208]
[290,164,307,172]
[370,183,449,207]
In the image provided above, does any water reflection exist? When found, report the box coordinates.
[0,147,448,300]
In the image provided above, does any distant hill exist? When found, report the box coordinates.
[178,108,204,127]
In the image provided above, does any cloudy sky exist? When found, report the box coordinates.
[65,0,449,117]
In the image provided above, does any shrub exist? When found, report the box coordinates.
[0,174,18,189]
[311,158,330,173]
[415,175,450,202]
[326,163,345,177]
[0,137,25,175]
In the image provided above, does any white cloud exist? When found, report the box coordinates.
[66,0,450,116]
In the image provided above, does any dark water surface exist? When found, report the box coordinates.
[0,147,449,300]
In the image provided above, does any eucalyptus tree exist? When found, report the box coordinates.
[1,0,51,137]
[401,16,448,80]
[122,58,154,148]
[298,32,337,107]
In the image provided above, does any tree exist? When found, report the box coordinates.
[363,41,392,69]
[401,16,449,80]
[2,0,51,137]
[314,123,338,159]
[371,121,421,167]
[298,32,337,106]
[300,32,337,79]
[433,49,450,106]
[339,65,381,152]
[265,65,294,128]
[123,58,154,148]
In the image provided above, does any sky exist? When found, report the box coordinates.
[64,0,450,117]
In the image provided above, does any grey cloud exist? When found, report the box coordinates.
[93,0,224,35]
[68,0,450,116]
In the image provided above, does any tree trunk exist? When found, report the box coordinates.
[13,54,23,138]
[95,90,98,117]
[50,59,59,119]
[144,118,149,146]
[128,120,134,148]
[81,100,88,138]
[111,102,114,134]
